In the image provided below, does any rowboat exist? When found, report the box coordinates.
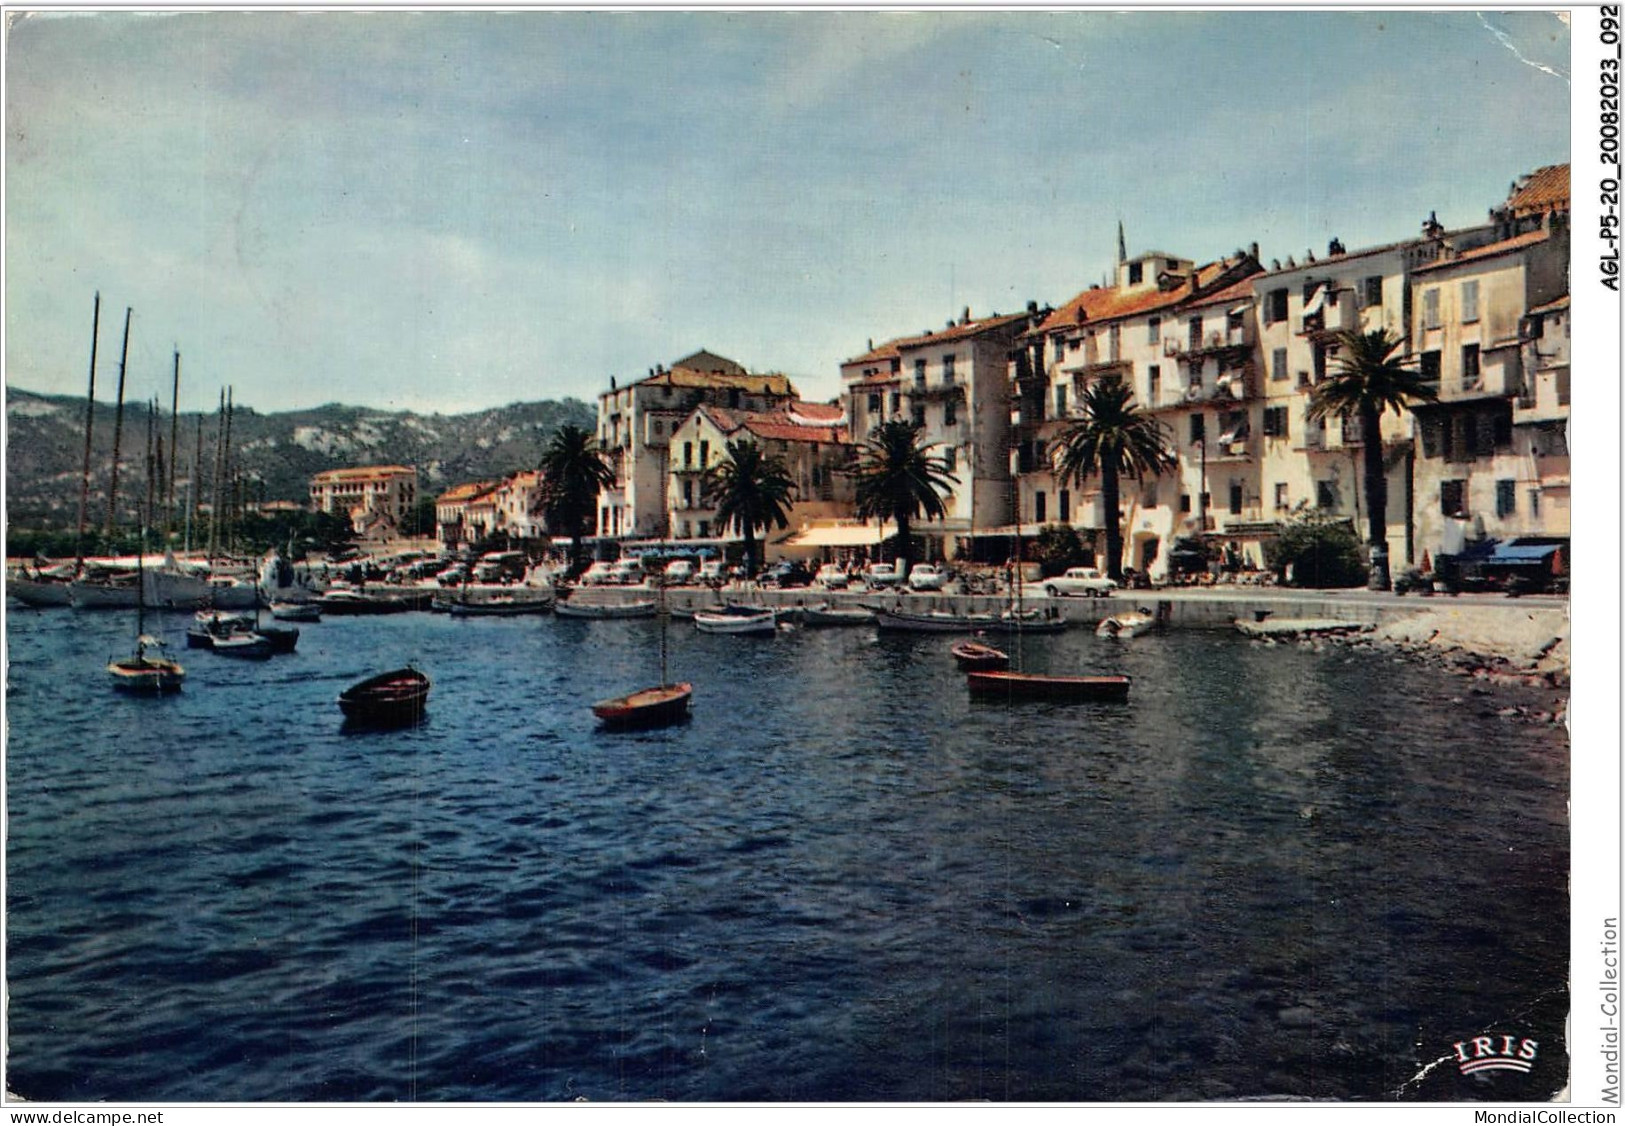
[984,607,1069,634]
[554,599,657,620]
[966,670,1131,702]
[1097,608,1158,638]
[210,631,276,659]
[108,634,186,693]
[338,667,430,726]
[445,591,555,616]
[693,607,776,635]
[591,682,693,729]
[871,605,997,633]
[269,600,321,622]
[799,602,876,627]
[318,589,413,615]
[951,639,1009,671]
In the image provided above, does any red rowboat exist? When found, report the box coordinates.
[592,682,692,729]
[965,670,1130,702]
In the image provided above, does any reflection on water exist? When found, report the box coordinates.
[5,608,1568,1100]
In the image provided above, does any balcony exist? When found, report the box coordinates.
[1184,326,1252,357]
[1299,289,1360,337]
[906,381,966,402]
[1292,420,1326,452]
[1513,367,1570,424]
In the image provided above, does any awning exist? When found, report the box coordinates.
[1300,284,1327,318]
[1487,543,1562,566]
[782,522,896,548]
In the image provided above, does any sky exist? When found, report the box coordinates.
[4,8,1572,416]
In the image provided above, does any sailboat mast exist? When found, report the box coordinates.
[207,388,225,560]
[189,413,203,555]
[103,307,132,539]
[222,386,235,555]
[75,292,101,571]
[167,349,180,541]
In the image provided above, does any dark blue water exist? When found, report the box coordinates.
[5,606,1569,1101]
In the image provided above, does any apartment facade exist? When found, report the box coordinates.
[435,479,499,548]
[842,309,1034,557]
[665,402,854,546]
[308,465,418,537]
[595,350,797,540]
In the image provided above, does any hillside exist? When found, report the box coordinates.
[4,388,596,530]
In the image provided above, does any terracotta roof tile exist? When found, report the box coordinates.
[1185,276,1258,311]
[1412,228,1551,274]
[1507,164,1569,216]
[313,465,416,483]
[438,480,499,504]
[788,400,845,422]
[1031,258,1253,336]
[742,419,846,444]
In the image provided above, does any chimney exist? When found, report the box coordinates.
[1328,237,1346,257]
[1306,249,1316,263]
[1271,259,1281,271]
[961,306,971,325]
[867,338,873,351]
[1422,210,1445,240]
[1250,242,1260,260]
[1026,300,1038,314]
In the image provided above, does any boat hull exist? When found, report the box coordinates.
[951,641,1010,671]
[9,576,74,607]
[318,592,413,615]
[108,657,186,693]
[592,683,692,728]
[554,600,657,620]
[966,671,1131,702]
[693,610,776,635]
[800,604,876,626]
[873,607,996,633]
[338,668,431,726]
[1097,613,1157,638]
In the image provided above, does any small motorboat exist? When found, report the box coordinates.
[800,602,876,627]
[108,635,186,693]
[871,606,997,633]
[269,600,321,622]
[210,631,276,659]
[445,591,555,616]
[966,670,1131,703]
[951,639,1010,671]
[339,667,431,726]
[592,682,693,729]
[318,589,413,615]
[1097,608,1158,638]
[554,599,658,620]
[693,606,777,635]
[984,607,1069,634]
[187,610,253,648]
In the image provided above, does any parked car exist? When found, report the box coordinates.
[863,562,904,588]
[436,563,470,587]
[698,560,726,585]
[580,561,618,586]
[763,560,813,588]
[609,559,645,585]
[814,563,849,589]
[907,563,948,592]
[663,559,696,585]
[1042,566,1118,597]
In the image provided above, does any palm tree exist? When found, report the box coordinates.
[1306,328,1437,589]
[847,419,959,576]
[538,424,616,580]
[702,438,796,578]
[1052,375,1174,583]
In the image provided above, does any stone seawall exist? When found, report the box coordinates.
[568,583,1570,674]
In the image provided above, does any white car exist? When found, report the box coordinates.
[580,561,617,586]
[698,560,726,584]
[814,564,849,589]
[663,559,695,585]
[1042,566,1119,598]
[863,562,903,588]
[907,564,948,592]
[609,559,645,585]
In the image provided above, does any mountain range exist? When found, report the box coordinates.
[5,387,596,531]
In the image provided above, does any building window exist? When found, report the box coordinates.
[1190,413,1205,444]
[944,399,957,426]
[1266,288,1289,325]
[1180,494,1192,513]
[912,405,926,427]
[1440,479,1466,516]
[1141,481,1159,507]
[942,354,956,384]
[1148,365,1161,404]
[1422,288,1440,330]
[1148,317,1161,345]
[1495,479,1516,517]
[867,393,881,413]
[652,420,664,436]
[1263,406,1289,438]
[1272,347,1288,381]
[1530,489,1541,518]
[1060,489,1071,522]
[699,440,710,466]
[890,392,901,412]
[1053,336,1066,363]
[943,446,957,473]
[1274,482,1289,510]
[1461,280,1480,324]
[698,520,710,537]
[1128,261,1143,285]
[1108,325,1121,361]
[914,358,927,387]
[1420,350,1441,382]
[1462,343,1481,389]
[1229,482,1243,515]
[1363,276,1383,307]
[1035,491,1047,523]
[683,479,693,506]
[1054,384,1068,418]
[1316,480,1340,509]
[1188,316,1204,350]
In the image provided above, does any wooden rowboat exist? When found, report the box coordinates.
[591,682,692,728]
[339,667,431,726]
[966,670,1130,703]
[951,639,1010,671]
